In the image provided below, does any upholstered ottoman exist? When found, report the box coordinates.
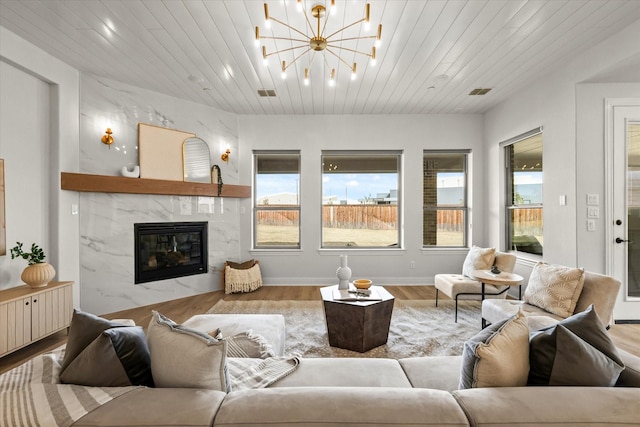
[182,314,286,356]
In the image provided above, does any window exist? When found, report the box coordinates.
[321,151,400,248]
[423,151,469,247]
[504,129,543,256]
[253,152,300,249]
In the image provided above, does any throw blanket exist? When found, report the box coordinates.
[0,347,138,427]
[1,347,298,427]
[227,356,300,391]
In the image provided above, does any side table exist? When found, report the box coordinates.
[471,270,524,328]
[320,285,395,353]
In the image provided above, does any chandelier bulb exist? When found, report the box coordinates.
[281,60,287,79]
[329,68,336,87]
[255,27,260,47]
[371,46,376,66]
[296,0,302,12]
[331,0,336,15]
[376,24,382,47]
[262,46,268,66]
[304,68,310,86]
[351,63,357,80]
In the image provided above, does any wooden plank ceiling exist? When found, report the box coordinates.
[1,0,639,115]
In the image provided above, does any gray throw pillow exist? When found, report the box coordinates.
[528,304,624,386]
[60,326,153,387]
[60,309,130,373]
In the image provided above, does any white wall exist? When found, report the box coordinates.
[238,114,484,286]
[0,61,50,287]
[0,27,80,306]
[484,20,640,298]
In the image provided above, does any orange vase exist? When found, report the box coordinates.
[21,262,56,288]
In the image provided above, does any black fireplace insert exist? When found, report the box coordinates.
[134,221,208,284]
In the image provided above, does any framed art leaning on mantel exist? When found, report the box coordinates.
[138,123,195,181]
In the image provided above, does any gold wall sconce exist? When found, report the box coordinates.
[101,128,114,147]
[221,148,231,162]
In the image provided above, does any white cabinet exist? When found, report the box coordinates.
[0,281,73,357]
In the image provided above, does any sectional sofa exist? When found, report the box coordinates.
[3,260,640,427]
[1,307,638,427]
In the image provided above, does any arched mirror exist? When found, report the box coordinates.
[183,137,212,183]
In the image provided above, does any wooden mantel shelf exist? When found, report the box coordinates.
[61,172,251,198]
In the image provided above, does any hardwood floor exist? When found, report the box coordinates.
[1,285,638,374]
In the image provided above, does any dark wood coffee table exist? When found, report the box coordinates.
[320,285,395,353]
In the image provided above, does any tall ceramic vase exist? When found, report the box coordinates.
[21,262,56,288]
[336,255,352,290]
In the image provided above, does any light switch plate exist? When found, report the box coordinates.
[587,194,599,206]
[587,220,596,231]
[587,206,600,218]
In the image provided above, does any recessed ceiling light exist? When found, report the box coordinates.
[187,75,205,84]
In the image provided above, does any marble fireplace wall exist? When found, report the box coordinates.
[79,74,240,315]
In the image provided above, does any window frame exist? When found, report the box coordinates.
[502,128,543,257]
[320,150,402,250]
[422,149,470,249]
[252,150,301,250]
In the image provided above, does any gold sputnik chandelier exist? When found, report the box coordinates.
[255,0,382,86]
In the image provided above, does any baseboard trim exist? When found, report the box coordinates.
[615,319,640,324]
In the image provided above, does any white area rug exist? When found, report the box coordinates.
[207,298,482,358]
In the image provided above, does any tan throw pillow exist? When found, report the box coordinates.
[462,246,496,278]
[146,311,229,391]
[524,262,585,318]
[459,309,529,389]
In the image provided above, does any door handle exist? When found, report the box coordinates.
[615,237,632,244]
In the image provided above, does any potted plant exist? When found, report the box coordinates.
[10,242,56,288]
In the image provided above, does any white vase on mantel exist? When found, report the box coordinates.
[336,255,352,290]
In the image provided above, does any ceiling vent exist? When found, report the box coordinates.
[258,89,277,97]
[469,88,492,95]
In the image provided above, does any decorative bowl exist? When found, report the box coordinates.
[353,279,373,290]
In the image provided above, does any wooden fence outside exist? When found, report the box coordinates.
[256,205,542,231]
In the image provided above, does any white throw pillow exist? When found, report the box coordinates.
[146,311,229,391]
[462,246,496,278]
[524,262,585,318]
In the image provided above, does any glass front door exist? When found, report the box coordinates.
[626,122,640,298]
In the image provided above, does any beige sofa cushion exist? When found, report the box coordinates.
[523,262,585,318]
[73,388,225,427]
[215,387,470,427]
[183,314,286,356]
[452,387,640,426]
[399,356,463,392]
[273,358,412,388]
